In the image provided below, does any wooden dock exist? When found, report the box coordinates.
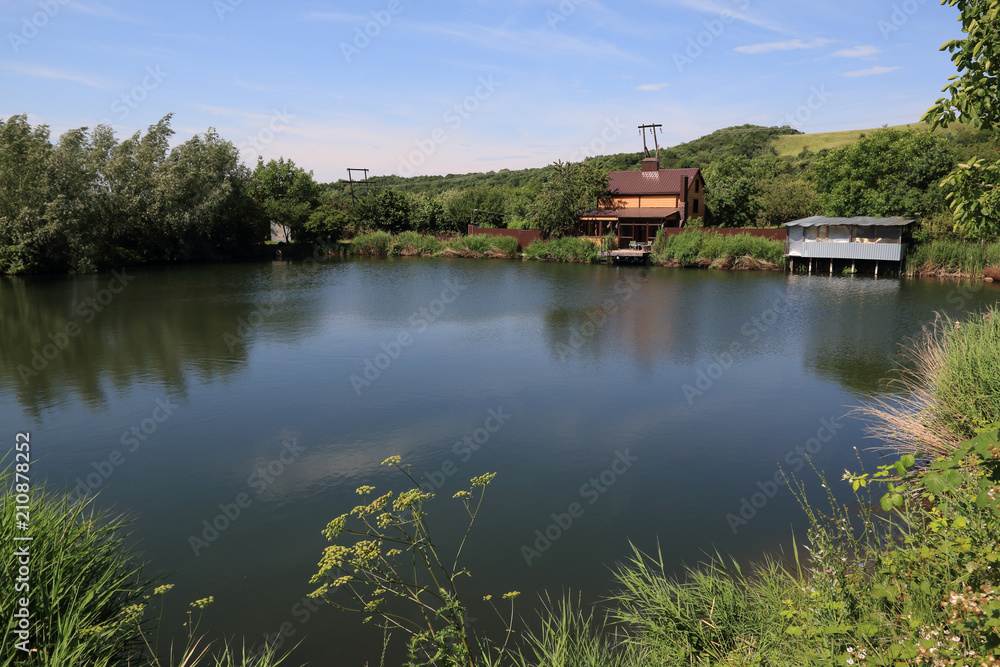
[598,246,652,264]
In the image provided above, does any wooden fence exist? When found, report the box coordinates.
[467,226,543,249]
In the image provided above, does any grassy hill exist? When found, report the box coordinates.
[769,122,962,156]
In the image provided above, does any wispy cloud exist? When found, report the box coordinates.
[66,1,142,24]
[832,45,881,58]
[659,0,792,34]
[0,62,114,89]
[735,38,834,54]
[636,83,669,92]
[305,11,366,23]
[840,65,900,78]
[409,21,643,63]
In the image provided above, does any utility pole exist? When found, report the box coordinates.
[638,123,662,163]
[347,168,370,204]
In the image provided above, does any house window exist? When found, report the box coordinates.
[693,199,700,214]
[695,180,700,193]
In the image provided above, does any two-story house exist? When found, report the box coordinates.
[577,159,706,246]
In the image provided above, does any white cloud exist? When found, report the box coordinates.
[840,65,900,78]
[636,83,669,92]
[0,63,114,89]
[735,38,834,54]
[832,45,881,58]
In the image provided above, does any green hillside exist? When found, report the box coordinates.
[769,122,961,156]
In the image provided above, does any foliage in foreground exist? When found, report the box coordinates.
[650,229,785,269]
[923,0,1000,239]
[0,466,294,666]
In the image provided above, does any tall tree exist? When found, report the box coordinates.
[253,157,320,242]
[529,161,613,237]
[924,0,1000,238]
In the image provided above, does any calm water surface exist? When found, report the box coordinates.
[1,258,996,665]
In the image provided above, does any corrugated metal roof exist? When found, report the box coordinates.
[581,207,682,220]
[608,168,701,196]
[785,216,915,228]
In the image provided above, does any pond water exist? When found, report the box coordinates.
[1,258,996,665]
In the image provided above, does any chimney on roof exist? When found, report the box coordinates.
[641,157,660,172]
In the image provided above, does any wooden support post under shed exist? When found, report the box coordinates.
[830,259,833,275]
[875,261,879,278]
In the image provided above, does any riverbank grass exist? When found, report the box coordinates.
[906,237,1000,277]
[348,232,519,259]
[651,229,786,269]
[523,237,601,263]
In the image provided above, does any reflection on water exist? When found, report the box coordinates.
[1,258,996,666]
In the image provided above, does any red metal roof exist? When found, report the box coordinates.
[581,207,682,220]
[608,168,701,196]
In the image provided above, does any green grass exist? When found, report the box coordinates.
[348,231,395,256]
[905,238,1000,277]
[933,308,1000,437]
[390,230,445,256]
[441,234,520,258]
[347,232,519,259]
[0,466,296,666]
[0,472,153,666]
[770,122,959,156]
[651,229,786,269]
[523,237,600,263]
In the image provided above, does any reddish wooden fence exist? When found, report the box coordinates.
[660,227,787,241]
[467,226,543,249]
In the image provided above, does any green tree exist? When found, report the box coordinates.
[529,161,613,237]
[350,188,414,234]
[755,176,821,228]
[704,154,789,227]
[810,128,953,218]
[924,0,1000,238]
[411,195,446,234]
[254,157,320,242]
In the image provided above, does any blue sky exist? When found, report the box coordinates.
[1,0,965,182]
